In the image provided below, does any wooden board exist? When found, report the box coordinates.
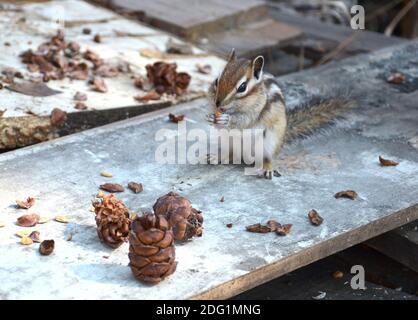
[106,0,267,40]
[0,0,226,149]
[1,40,418,299]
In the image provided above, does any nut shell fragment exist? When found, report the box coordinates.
[334,190,357,200]
[39,240,55,255]
[379,156,399,167]
[308,210,323,226]
[17,213,40,227]
[16,197,35,209]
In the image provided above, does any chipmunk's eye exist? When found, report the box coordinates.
[237,81,247,93]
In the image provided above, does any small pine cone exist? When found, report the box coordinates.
[153,192,203,241]
[129,213,177,284]
[93,194,130,248]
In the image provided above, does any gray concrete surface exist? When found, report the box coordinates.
[0,40,418,299]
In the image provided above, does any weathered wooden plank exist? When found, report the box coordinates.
[367,221,418,273]
[104,0,267,40]
[0,0,226,149]
[1,40,418,299]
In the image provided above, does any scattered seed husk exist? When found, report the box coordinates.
[276,224,292,236]
[100,183,125,193]
[220,196,225,202]
[196,64,211,74]
[379,155,399,167]
[266,220,281,232]
[39,240,55,255]
[16,197,35,209]
[387,72,405,84]
[134,91,160,102]
[90,77,107,93]
[16,230,31,238]
[66,233,73,241]
[55,215,69,223]
[308,209,323,226]
[17,213,40,227]
[335,190,357,200]
[38,217,49,224]
[0,222,5,228]
[74,101,88,110]
[128,181,143,193]
[82,28,91,35]
[100,171,113,178]
[332,271,344,279]
[29,231,41,243]
[226,223,233,228]
[50,108,67,126]
[74,91,87,101]
[246,223,271,233]
[93,34,102,43]
[168,113,185,123]
[166,38,193,55]
[21,236,33,245]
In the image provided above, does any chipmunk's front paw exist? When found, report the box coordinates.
[206,112,230,126]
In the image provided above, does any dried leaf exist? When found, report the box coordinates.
[39,240,55,255]
[90,77,107,93]
[16,197,35,209]
[128,181,143,194]
[73,91,87,101]
[21,236,33,245]
[50,108,67,126]
[100,171,113,178]
[134,91,161,102]
[276,224,292,236]
[16,213,40,227]
[168,113,185,123]
[29,231,41,243]
[387,73,405,84]
[379,155,399,167]
[196,64,211,74]
[55,215,69,223]
[100,183,125,193]
[6,82,61,97]
[334,190,357,200]
[145,61,191,95]
[246,223,271,233]
[308,209,323,226]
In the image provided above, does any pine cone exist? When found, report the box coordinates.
[153,192,203,241]
[93,194,130,248]
[129,213,177,284]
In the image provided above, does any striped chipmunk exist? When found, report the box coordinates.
[206,49,355,179]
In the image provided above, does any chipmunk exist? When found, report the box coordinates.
[206,49,354,179]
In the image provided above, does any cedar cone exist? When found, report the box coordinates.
[93,194,130,248]
[153,192,203,241]
[129,213,177,284]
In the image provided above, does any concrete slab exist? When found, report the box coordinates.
[0,0,225,148]
[1,40,418,300]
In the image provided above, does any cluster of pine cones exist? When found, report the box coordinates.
[93,191,203,284]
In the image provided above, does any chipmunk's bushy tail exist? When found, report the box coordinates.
[285,96,357,142]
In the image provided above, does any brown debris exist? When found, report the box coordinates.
[128,182,143,194]
[134,91,160,102]
[74,101,88,110]
[100,183,125,193]
[196,64,212,74]
[6,82,61,97]
[379,155,399,167]
[16,213,40,227]
[29,231,41,243]
[334,190,358,200]
[93,34,102,43]
[308,209,323,226]
[82,28,92,35]
[276,224,292,236]
[133,77,144,89]
[153,192,203,241]
[145,61,191,96]
[246,223,271,233]
[74,91,87,101]
[333,271,344,279]
[220,196,225,203]
[0,109,5,117]
[117,61,131,73]
[166,38,193,55]
[168,113,185,123]
[387,72,406,84]
[39,240,55,256]
[95,64,119,78]
[266,220,282,232]
[16,197,35,209]
[83,50,103,67]
[90,77,107,93]
[94,193,130,248]
[129,213,177,284]
[226,223,233,228]
[50,108,67,126]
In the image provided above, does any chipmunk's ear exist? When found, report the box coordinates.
[252,56,264,80]
[227,48,236,62]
